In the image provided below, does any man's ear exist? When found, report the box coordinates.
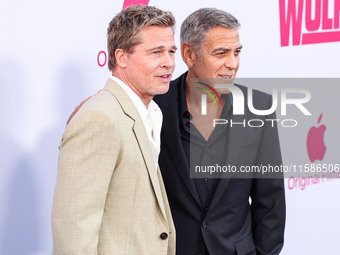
[115,49,128,68]
[181,42,197,68]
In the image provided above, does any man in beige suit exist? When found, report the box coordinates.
[51,5,177,255]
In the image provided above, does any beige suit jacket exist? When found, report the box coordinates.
[52,79,175,255]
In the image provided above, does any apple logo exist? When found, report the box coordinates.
[307,113,327,162]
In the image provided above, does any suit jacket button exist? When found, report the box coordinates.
[160,232,168,240]
[201,221,207,229]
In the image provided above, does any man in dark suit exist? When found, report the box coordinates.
[154,8,285,255]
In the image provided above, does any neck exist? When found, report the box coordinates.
[185,71,221,112]
[113,71,152,109]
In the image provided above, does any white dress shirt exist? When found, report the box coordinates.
[110,76,162,169]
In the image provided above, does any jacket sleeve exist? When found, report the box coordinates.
[51,109,119,255]
[250,96,286,255]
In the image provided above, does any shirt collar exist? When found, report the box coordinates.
[110,75,162,130]
[178,75,234,121]
[110,76,149,118]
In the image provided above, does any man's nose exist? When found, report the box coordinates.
[224,54,238,70]
[161,52,175,69]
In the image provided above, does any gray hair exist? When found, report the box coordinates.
[180,8,240,56]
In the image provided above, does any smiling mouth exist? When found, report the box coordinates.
[218,75,233,79]
[156,74,172,82]
[158,74,171,78]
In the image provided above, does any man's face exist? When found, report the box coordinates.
[123,26,176,101]
[190,26,242,82]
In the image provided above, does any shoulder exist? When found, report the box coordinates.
[235,83,271,99]
[66,88,125,131]
[235,83,273,109]
[80,90,120,116]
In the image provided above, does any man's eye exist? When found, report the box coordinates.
[153,51,161,55]
[235,50,241,56]
[215,52,226,56]
[169,50,176,55]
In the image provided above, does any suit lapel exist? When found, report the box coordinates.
[157,73,205,209]
[161,105,202,208]
[103,78,167,220]
[208,112,246,210]
[132,121,167,218]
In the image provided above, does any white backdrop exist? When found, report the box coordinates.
[1,0,339,254]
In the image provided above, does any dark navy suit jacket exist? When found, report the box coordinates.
[154,73,286,255]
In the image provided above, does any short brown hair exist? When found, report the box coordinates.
[107,5,175,71]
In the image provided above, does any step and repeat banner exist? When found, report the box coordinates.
[1,0,339,254]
